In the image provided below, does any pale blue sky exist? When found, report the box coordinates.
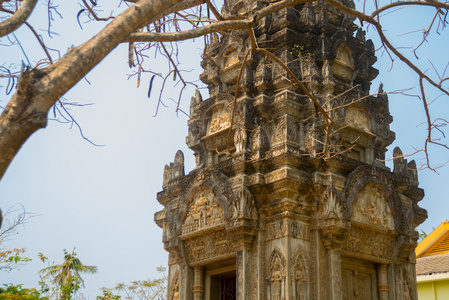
[0,0,448,298]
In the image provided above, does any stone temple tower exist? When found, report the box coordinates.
[155,1,427,299]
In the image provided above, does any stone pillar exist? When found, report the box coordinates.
[319,217,349,300]
[180,263,194,300]
[377,264,389,300]
[326,248,342,300]
[236,249,252,300]
[228,221,257,300]
[193,267,204,300]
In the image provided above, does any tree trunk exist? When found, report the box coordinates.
[0,0,202,180]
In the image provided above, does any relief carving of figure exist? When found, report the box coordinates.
[182,187,224,234]
[271,260,283,300]
[295,266,306,300]
[268,248,285,300]
[234,126,246,153]
[354,185,393,229]
[272,118,287,144]
[292,252,308,300]
[231,188,258,220]
[210,111,231,133]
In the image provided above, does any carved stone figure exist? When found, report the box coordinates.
[209,110,231,133]
[294,256,307,300]
[234,127,246,153]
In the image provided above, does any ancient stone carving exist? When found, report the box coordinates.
[287,118,299,142]
[224,48,239,68]
[266,221,308,241]
[345,106,369,132]
[343,226,395,260]
[352,185,394,229]
[304,123,317,154]
[320,183,343,220]
[234,126,246,153]
[169,272,179,300]
[209,110,231,133]
[333,44,354,83]
[272,118,287,144]
[173,151,184,178]
[163,151,185,187]
[408,160,418,185]
[182,187,225,234]
[155,1,427,299]
[163,165,170,187]
[393,147,407,176]
[268,248,286,300]
[231,187,258,220]
[183,230,233,263]
[292,252,308,300]
[190,89,203,116]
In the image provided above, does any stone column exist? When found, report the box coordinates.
[193,267,204,300]
[326,247,342,300]
[236,248,252,300]
[377,264,389,300]
[228,221,257,300]
[180,263,194,300]
[319,218,349,300]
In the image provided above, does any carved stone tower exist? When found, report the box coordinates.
[155,1,427,299]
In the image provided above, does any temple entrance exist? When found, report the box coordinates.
[219,275,236,300]
[341,258,378,300]
[204,264,236,300]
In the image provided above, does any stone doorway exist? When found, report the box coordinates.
[204,265,236,300]
[341,258,378,300]
[219,275,236,300]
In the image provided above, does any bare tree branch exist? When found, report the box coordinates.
[0,0,38,37]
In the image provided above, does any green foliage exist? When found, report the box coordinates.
[39,249,96,300]
[40,249,97,289]
[0,248,31,271]
[0,283,47,300]
[0,206,33,272]
[100,266,167,300]
[290,44,313,62]
[96,289,121,300]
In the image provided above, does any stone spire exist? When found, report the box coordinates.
[156,2,427,300]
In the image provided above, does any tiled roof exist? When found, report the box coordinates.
[416,252,449,275]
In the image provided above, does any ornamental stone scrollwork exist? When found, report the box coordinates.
[266,221,309,241]
[320,183,344,220]
[183,230,233,264]
[343,226,395,260]
[182,187,225,235]
[266,222,287,241]
[268,247,286,300]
